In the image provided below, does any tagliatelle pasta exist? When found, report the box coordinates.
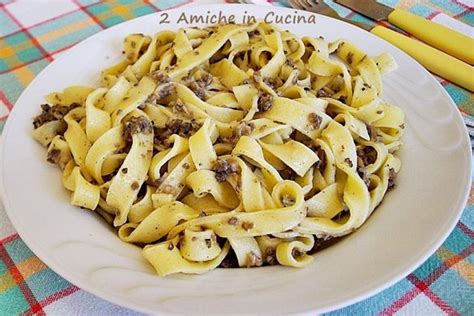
[32,22,404,276]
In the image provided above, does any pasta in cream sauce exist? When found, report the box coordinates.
[32,22,404,276]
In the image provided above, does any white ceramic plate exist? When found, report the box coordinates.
[2,4,471,314]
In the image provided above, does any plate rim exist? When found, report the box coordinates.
[1,3,471,314]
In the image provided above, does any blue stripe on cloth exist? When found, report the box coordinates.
[429,0,465,15]
[324,278,413,315]
[26,268,71,302]
[409,3,437,18]
[0,59,50,104]
[444,84,470,104]
[0,258,7,275]
[149,0,187,10]
[0,286,29,314]
[29,11,102,53]
[429,268,474,314]
[412,253,444,280]
[443,223,473,254]
[0,10,19,37]
[459,11,474,26]
[4,239,35,265]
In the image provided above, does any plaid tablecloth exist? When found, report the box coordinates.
[0,0,473,314]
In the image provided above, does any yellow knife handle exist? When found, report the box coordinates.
[388,9,474,65]
[371,26,474,92]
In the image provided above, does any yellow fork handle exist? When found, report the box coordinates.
[388,9,474,65]
[371,26,474,92]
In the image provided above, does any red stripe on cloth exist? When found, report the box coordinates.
[425,244,474,285]
[0,0,110,40]
[454,9,471,19]
[379,286,421,315]
[39,285,79,308]
[144,0,160,12]
[71,0,106,29]
[0,0,15,7]
[2,6,53,63]
[407,275,459,315]
[423,287,459,316]
[0,56,45,75]
[381,243,473,315]
[450,0,473,10]
[50,42,79,59]
[144,0,194,13]
[457,221,474,239]
[0,90,14,111]
[0,0,198,75]
[0,40,80,74]
[0,243,45,315]
[0,34,84,74]
[0,8,81,40]
[426,11,441,20]
[0,233,19,244]
[144,0,194,14]
[0,233,78,310]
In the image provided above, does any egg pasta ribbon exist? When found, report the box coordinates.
[32,22,404,276]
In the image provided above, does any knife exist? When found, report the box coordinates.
[370,26,474,92]
[334,0,474,65]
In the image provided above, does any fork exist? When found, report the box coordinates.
[288,0,372,30]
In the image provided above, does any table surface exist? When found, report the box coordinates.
[0,0,472,315]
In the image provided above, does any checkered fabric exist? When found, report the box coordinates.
[0,0,472,314]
